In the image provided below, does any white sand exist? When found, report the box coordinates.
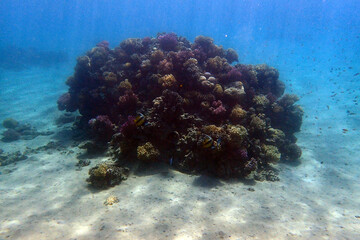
[0,61,359,240]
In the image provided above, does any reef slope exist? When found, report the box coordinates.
[58,34,303,181]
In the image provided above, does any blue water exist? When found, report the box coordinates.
[1,0,360,239]
[1,0,359,130]
[1,0,359,62]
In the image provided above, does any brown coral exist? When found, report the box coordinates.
[262,144,281,163]
[226,125,248,148]
[202,125,225,139]
[230,105,247,123]
[87,162,129,188]
[103,71,117,86]
[250,114,267,132]
[137,142,160,162]
[253,94,270,112]
[206,56,230,74]
[213,84,223,97]
[150,50,165,65]
[224,86,246,103]
[158,74,178,90]
[118,79,132,92]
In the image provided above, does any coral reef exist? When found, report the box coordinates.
[58,34,303,180]
[158,33,178,51]
[87,162,129,188]
[88,115,115,141]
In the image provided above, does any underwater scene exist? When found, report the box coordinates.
[0,0,359,239]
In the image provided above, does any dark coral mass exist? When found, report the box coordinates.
[58,33,303,180]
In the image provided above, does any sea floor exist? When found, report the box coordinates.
[0,64,359,240]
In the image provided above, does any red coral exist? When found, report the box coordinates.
[118,90,139,111]
[88,115,114,140]
[192,48,207,63]
[158,59,173,74]
[120,115,136,137]
[210,100,226,116]
[158,33,178,51]
[227,67,242,82]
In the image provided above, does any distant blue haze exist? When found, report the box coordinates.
[0,0,359,66]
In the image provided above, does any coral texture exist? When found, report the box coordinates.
[58,34,303,179]
[87,162,129,188]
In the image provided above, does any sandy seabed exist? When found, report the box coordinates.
[0,64,359,240]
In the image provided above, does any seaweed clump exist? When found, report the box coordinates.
[58,33,303,181]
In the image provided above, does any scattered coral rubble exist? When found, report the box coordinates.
[1,118,53,142]
[57,33,303,186]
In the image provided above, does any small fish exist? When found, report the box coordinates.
[201,135,221,150]
[215,138,222,148]
[169,157,173,166]
[354,73,360,76]
[134,113,146,127]
[202,135,214,149]
[347,110,356,115]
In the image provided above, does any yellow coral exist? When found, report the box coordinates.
[248,69,258,84]
[150,50,165,64]
[230,105,247,123]
[262,144,281,162]
[103,72,117,86]
[267,128,285,144]
[202,125,224,138]
[104,196,119,206]
[206,56,229,73]
[183,58,198,67]
[137,142,160,162]
[158,74,178,89]
[200,101,210,110]
[92,163,108,178]
[123,62,131,68]
[271,103,284,113]
[253,95,269,106]
[227,125,248,147]
[213,84,223,96]
[224,87,246,102]
[250,115,266,131]
[253,95,270,112]
[118,79,132,91]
